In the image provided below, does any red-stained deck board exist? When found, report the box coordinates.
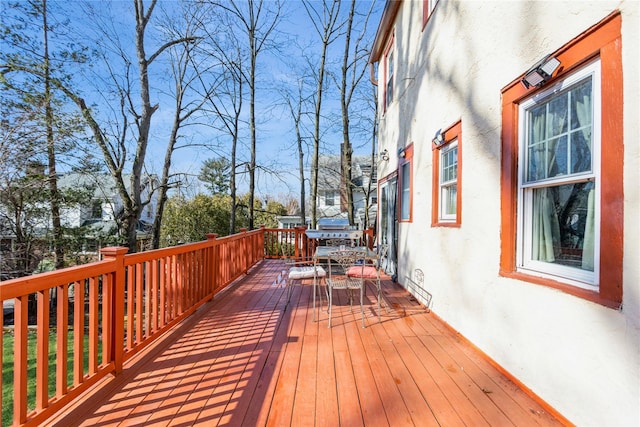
[43,260,569,427]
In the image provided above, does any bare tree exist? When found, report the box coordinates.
[282,78,312,226]
[364,86,379,229]
[195,6,247,235]
[57,0,197,252]
[149,2,213,249]
[302,0,343,229]
[336,0,376,225]
[212,0,282,230]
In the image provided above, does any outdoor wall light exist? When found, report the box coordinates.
[398,147,406,158]
[379,149,389,162]
[521,55,561,89]
[432,129,445,147]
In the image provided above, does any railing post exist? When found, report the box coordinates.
[259,225,266,261]
[239,228,248,273]
[207,233,218,296]
[364,227,375,249]
[101,246,129,374]
[294,226,302,259]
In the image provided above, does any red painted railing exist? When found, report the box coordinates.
[0,226,373,426]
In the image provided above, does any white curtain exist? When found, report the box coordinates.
[531,113,561,262]
[581,189,595,270]
[576,93,595,270]
[532,188,560,262]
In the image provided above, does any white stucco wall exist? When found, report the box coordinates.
[376,1,639,426]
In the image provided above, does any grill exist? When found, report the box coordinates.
[305,218,362,241]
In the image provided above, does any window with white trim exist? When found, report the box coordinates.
[324,190,336,206]
[384,41,394,111]
[439,140,458,222]
[516,59,600,288]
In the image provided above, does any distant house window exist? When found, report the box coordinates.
[399,144,413,222]
[384,35,394,112]
[432,120,462,226]
[325,191,336,206]
[92,201,102,219]
[500,13,623,307]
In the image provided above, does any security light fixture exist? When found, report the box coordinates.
[398,147,406,158]
[432,129,445,147]
[379,149,389,162]
[521,55,561,89]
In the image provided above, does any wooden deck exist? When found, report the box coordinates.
[44,260,566,427]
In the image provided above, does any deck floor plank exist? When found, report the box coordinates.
[43,260,568,427]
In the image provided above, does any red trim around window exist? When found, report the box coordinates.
[422,0,429,29]
[398,144,414,223]
[422,0,439,29]
[500,11,623,308]
[432,120,462,227]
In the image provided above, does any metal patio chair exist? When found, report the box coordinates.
[326,250,367,328]
[346,244,389,322]
[281,245,326,321]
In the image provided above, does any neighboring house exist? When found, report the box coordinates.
[276,215,309,229]
[57,173,158,251]
[369,1,638,426]
[317,154,378,229]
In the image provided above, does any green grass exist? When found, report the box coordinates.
[2,329,99,426]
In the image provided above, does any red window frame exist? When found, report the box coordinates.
[432,120,462,227]
[422,0,439,29]
[499,12,623,308]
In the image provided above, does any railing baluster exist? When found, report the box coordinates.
[14,295,28,425]
[36,289,50,411]
[136,264,143,343]
[89,276,98,375]
[57,283,69,398]
[73,280,84,386]
[127,265,134,351]
[0,310,2,419]
[144,261,151,338]
[160,257,166,328]
[102,272,112,366]
[151,259,158,333]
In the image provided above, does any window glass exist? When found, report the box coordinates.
[525,78,592,183]
[518,62,599,286]
[325,191,335,206]
[401,162,410,220]
[440,142,458,219]
[386,49,394,108]
[92,201,102,219]
[380,185,388,243]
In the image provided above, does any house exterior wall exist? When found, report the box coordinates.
[372,1,639,426]
[316,155,377,225]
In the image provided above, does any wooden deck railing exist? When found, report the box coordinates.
[0,225,372,426]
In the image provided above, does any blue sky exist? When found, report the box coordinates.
[2,0,383,200]
[165,0,384,199]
